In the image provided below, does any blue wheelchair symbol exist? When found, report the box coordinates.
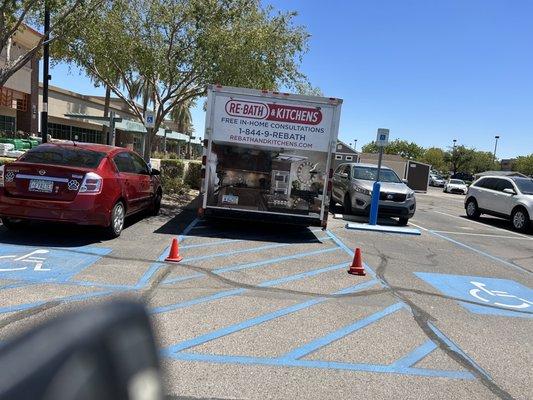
[415,272,533,318]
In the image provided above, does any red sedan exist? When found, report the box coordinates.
[0,142,162,237]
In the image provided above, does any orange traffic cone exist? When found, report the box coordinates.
[348,248,366,276]
[165,238,183,263]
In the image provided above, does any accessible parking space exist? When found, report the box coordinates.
[0,190,531,399]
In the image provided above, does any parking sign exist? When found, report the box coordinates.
[145,111,156,128]
[376,128,389,147]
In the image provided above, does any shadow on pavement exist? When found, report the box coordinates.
[0,211,156,247]
[329,204,402,226]
[457,215,532,236]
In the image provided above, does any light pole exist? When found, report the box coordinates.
[493,135,500,164]
[452,139,457,175]
[354,139,357,152]
[40,2,50,143]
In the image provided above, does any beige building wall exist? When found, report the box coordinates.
[358,153,407,179]
[38,85,138,131]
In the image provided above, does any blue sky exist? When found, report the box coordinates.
[48,0,532,158]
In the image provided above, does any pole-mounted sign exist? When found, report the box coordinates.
[376,128,389,147]
[144,111,156,128]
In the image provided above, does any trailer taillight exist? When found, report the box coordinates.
[327,181,332,192]
[202,155,207,165]
[201,168,206,178]
[329,168,333,179]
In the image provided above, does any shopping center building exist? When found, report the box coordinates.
[38,84,202,156]
[0,25,41,135]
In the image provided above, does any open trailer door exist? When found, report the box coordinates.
[199,85,343,227]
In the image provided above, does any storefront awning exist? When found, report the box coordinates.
[64,112,202,145]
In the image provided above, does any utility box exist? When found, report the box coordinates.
[405,160,430,192]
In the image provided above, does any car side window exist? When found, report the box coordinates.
[334,165,345,174]
[496,179,514,192]
[486,178,501,191]
[113,152,135,173]
[474,178,486,188]
[130,152,150,175]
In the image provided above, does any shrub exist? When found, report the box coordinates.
[160,176,190,195]
[184,161,202,190]
[160,159,185,179]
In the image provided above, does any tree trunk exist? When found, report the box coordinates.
[102,85,111,144]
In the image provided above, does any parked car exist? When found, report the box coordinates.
[465,176,533,232]
[331,163,416,225]
[429,174,445,187]
[444,179,468,194]
[451,172,474,182]
[0,143,162,237]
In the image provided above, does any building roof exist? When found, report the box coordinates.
[474,170,526,178]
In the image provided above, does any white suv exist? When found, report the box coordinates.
[465,176,533,232]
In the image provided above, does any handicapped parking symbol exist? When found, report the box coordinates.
[415,272,533,319]
[0,249,50,272]
[469,281,532,310]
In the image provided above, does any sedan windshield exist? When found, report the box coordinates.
[514,178,533,195]
[19,146,106,169]
[353,167,401,183]
[450,179,465,184]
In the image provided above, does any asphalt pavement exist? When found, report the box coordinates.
[0,187,531,399]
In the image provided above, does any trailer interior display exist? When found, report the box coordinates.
[205,143,327,218]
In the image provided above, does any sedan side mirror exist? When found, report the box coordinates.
[402,179,409,184]
[503,188,516,195]
[151,168,161,176]
[339,172,348,178]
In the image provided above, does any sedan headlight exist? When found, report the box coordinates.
[353,185,371,196]
[406,191,415,199]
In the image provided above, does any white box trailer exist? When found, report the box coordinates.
[199,85,343,228]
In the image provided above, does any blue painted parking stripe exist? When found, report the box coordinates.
[185,241,298,262]
[281,302,404,360]
[180,239,244,250]
[0,289,120,314]
[184,236,333,263]
[391,340,438,368]
[162,279,377,356]
[152,261,350,314]
[427,321,493,381]
[163,246,340,285]
[325,229,377,278]
[151,288,245,314]
[429,229,531,275]
[409,222,531,275]
[165,352,474,380]
[213,246,338,274]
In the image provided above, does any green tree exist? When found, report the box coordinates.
[513,154,533,176]
[469,151,499,174]
[421,147,446,171]
[54,0,311,159]
[444,145,474,175]
[361,139,424,160]
[0,0,100,86]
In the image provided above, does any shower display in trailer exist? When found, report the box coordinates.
[199,85,343,227]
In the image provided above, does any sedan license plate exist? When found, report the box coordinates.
[222,194,239,205]
[29,179,54,193]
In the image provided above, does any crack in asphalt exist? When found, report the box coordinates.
[157,260,533,316]
[0,301,60,330]
[371,245,516,400]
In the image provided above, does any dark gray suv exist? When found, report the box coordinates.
[330,163,416,225]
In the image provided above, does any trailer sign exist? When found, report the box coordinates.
[212,94,338,151]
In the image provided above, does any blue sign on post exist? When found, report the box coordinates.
[0,244,111,282]
[415,272,533,319]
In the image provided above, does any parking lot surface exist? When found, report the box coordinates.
[0,188,531,399]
